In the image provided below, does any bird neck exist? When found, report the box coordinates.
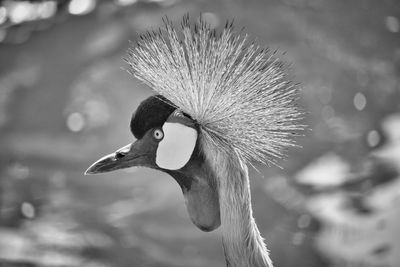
[203,143,273,267]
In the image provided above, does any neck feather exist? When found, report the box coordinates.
[202,141,273,267]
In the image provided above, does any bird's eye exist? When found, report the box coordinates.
[153,129,164,140]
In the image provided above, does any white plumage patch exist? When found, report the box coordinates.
[156,122,197,170]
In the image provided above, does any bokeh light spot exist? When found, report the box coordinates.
[67,112,85,132]
[8,2,32,24]
[38,1,57,19]
[385,16,399,33]
[292,232,305,246]
[21,202,35,219]
[68,0,96,16]
[321,105,335,120]
[367,130,380,147]
[297,214,311,229]
[0,7,7,24]
[353,92,367,111]
[115,0,138,6]
[9,163,30,179]
[296,153,350,187]
[199,12,220,29]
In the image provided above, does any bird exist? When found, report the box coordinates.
[85,15,303,267]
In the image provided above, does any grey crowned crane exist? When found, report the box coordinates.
[86,16,303,267]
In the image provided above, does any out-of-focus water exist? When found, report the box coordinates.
[0,0,399,266]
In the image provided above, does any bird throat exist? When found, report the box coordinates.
[165,147,221,232]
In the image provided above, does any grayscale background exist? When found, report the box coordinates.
[0,0,399,266]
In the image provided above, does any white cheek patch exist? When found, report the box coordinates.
[156,122,197,170]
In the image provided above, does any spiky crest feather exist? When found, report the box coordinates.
[125,15,303,166]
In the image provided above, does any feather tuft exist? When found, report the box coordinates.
[125,15,304,166]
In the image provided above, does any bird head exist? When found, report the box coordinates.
[85,15,304,234]
[85,95,221,232]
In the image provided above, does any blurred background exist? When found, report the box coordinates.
[0,0,399,266]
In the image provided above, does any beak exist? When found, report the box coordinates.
[85,142,148,175]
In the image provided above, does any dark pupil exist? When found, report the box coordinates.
[155,130,161,138]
